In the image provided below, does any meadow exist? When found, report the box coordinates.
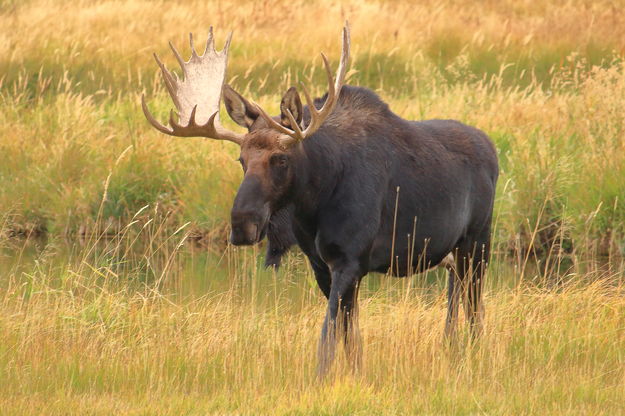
[1,0,625,414]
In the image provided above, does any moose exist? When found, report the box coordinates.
[142,24,499,376]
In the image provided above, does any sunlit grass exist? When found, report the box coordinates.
[1,219,624,415]
[2,0,625,259]
[2,0,625,414]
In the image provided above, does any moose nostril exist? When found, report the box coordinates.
[230,222,259,246]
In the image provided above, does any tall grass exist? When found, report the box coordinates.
[1,0,624,260]
[1,212,625,415]
[2,1,625,414]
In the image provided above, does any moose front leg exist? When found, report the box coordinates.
[341,281,362,372]
[317,264,363,378]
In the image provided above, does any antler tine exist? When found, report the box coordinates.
[142,94,242,144]
[167,42,186,77]
[203,26,215,56]
[257,22,351,147]
[320,53,336,101]
[142,28,245,145]
[221,31,233,56]
[254,102,300,137]
[284,108,305,137]
[141,94,174,135]
[170,105,198,131]
[154,53,176,94]
[302,23,350,136]
[298,81,315,112]
[302,54,335,135]
[336,23,350,91]
[169,109,183,130]
[188,105,198,126]
[189,32,197,57]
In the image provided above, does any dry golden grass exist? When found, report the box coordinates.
[1,241,625,414]
[2,0,625,414]
[2,0,625,255]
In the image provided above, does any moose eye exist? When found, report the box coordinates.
[270,154,289,168]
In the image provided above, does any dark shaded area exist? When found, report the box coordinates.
[264,205,297,269]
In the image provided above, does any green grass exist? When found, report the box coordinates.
[2,0,625,414]
[2,0,625,259]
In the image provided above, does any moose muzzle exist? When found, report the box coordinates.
[230,175,271,246]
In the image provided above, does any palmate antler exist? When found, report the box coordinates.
[141,28,245,145]
[254,24,350,148]
[142,24,351,148]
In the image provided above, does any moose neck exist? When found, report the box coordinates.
[288,134,342,221]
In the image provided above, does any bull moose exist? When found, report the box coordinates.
[142,24,499,376]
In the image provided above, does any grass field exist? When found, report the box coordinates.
[1,0,625,414]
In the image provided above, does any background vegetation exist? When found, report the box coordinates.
[1,0,625,414]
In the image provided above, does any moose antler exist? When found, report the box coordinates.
[141,28,245,145]
[254,23,351,148]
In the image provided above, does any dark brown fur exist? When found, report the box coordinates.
[225,85,499,376]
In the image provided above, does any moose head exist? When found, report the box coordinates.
[142,25,350,246]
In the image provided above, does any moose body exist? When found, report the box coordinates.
[281,87,497,281]
[142,25,498,376]
[229,86,498,372]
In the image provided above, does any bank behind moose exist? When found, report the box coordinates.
[142,23,499,376]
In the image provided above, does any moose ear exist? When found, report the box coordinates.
[223,84,260,129]
[280,87,303,129]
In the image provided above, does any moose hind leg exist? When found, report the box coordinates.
[444,265,461,341]
[456,234,490,338]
